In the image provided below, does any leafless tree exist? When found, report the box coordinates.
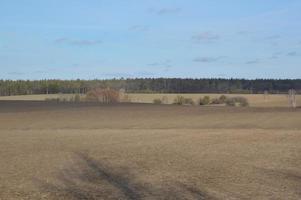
[288,89,297,108]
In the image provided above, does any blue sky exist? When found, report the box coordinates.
[0,0,301,79]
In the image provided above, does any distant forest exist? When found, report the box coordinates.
[0,78,301,96]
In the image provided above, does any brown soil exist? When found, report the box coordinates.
[0,101,300,199]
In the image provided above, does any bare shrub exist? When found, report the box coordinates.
[238,98,249,107]
[45,98,60,102]
[199,96,210,105]
[59,97,68,102]
[161,96,169,104]
[210,95,229,105]
[173,96,186,105]
[85,91,98,102]
[153,98,162,104]
[85,88,120,103]
[173,96,194,105]
[226,96,249,107]
[184,98,195,105]
[210,98,222,105]
[225,98,236,106]
[219,95,227,103]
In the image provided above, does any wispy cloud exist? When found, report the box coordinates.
[237,30,251,36]
[129,25,149,32]
[54,38,68,43]
[269,52,282,59]
[264,35,281,40]
[163,65,172,72]
[192,32,220,43]
[72,40,102,46]
[103,71,155,78]
[1,45,9,49]
[193,56,224,63]
[102,72,133,78]
[287,51,297,56]
[147,59,172,72]
[33,70,46,74]
[245,59,261,64]
[54,38,102,46]
[135,71,156,77]
[147,59,171,67]
[216,73,228,78]
[7,72,24,75]
[149,7,181,15]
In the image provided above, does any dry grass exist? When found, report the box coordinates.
[0,102,301,199]
[0,93,300,107]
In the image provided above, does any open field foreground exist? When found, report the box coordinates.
[0,93,300,107]
[0,101,301,199]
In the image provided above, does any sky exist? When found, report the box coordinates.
[0,0,301,80]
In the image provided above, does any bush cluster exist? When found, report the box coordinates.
[153,98,163,104]
[198,95,249,107]
[225,96,249,107]
[153,96,169,104]
[199,96,211,105]
[183,98,195,105]
[155,94,249,107]
[209,95,227,105]
[45,94,82,103]
[173,96,194,105]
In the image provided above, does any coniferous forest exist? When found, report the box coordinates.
[0,78,300,96]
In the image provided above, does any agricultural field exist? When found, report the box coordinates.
[0,94,85,102]
[0,93,300,107]
[0,101,301,199]
[128,93,301,107]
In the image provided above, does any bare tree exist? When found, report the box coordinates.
[288,89,297,108]
[86,88,120,103]
[264,90,269,102]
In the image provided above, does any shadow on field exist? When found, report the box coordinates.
[38,152,214,200]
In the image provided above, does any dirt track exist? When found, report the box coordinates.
[0,101,301,199]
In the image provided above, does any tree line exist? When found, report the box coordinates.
[0,78,300,96]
